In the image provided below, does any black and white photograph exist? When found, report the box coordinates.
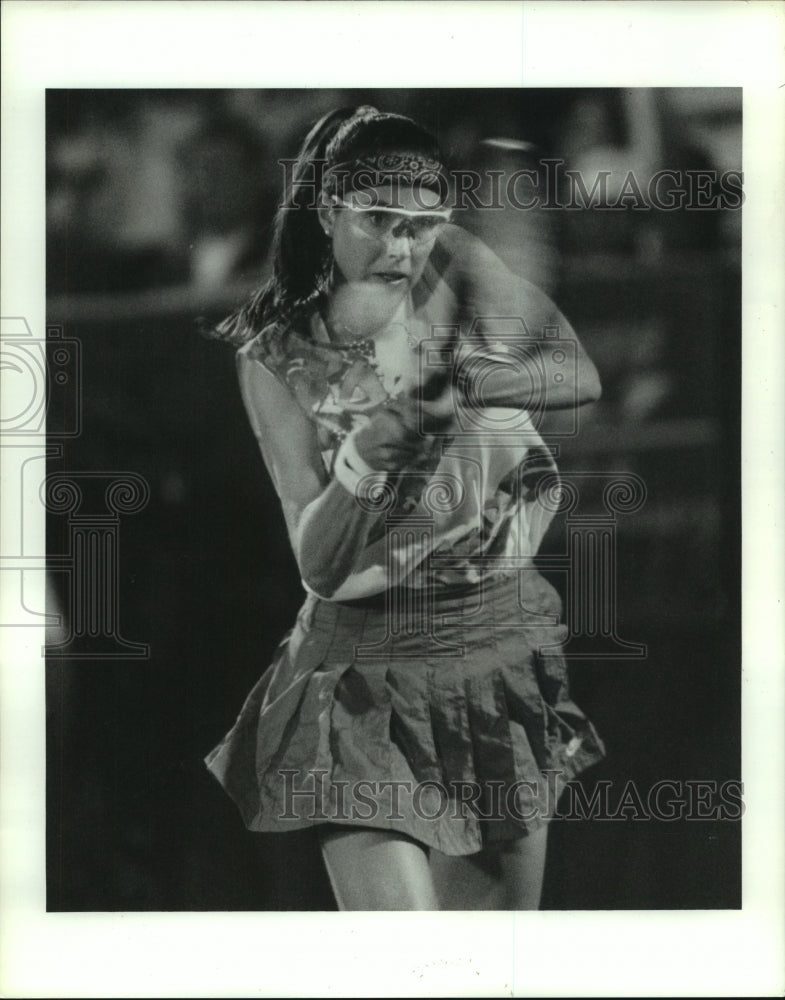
[2,2,783,996]
[42,83,743,913]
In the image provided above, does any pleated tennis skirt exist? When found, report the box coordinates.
[205,572,605,856]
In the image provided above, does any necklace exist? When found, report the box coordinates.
[323,297,421,354]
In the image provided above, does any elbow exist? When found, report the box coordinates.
[585,370,602,404]
[293,526,352,601]
[300,570,340,601]
[297,554,335,600]
[296,548,347,601]
[577,364,602,406]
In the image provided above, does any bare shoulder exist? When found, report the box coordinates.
[433,222,500,273]
[437,220,488,254]
[434,222,534,293]
[234,338,327,506]
[433,223,555,320]
[235,340,306,435]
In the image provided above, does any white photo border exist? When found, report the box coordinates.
[1,1,783,997]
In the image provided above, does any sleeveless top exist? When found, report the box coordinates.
[240,225,562,601]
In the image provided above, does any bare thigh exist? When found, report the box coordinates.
[430,826,549,910]
[318,825,440,911]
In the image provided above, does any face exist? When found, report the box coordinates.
[322,184,448,300]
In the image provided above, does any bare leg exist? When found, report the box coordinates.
[430,825,549,910]
[429,842,506,910]
[497,825,549,909]
[318,826,440,911]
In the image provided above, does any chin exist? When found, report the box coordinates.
[367,276,410,297]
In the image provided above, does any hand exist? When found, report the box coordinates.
[354,367,455,472]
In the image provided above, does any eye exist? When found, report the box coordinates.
[411,217,442,238]
[366,211,389,229]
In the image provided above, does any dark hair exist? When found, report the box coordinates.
[209,105,443,346]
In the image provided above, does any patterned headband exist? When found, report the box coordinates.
[322,152,450,199]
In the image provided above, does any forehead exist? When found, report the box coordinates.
[344,183,445,213]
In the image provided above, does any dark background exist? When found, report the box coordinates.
[45,88,741,910]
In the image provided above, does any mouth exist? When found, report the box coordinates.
[372,271,409,285]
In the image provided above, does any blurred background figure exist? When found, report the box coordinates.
[175,115,273,292]
[47,92,197,294]
[557,88,734,257]
[459,137,561,294]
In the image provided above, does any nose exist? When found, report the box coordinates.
[383,226,414,258]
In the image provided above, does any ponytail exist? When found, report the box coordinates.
[207,103,439,348]
[209,106,377,346]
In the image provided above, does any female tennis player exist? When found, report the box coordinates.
[206,105,605,910]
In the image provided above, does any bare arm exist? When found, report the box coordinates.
[437,224,602,409]
[236,348,387,599]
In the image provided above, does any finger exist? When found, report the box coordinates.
[397,392,455,434]
[418,365,453,402]
[382,448,420,466]
[419,405,455,434]
[375,449,421,472]
[359,408,411,440]
[355,433,421,466]
[381,402,427,439]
